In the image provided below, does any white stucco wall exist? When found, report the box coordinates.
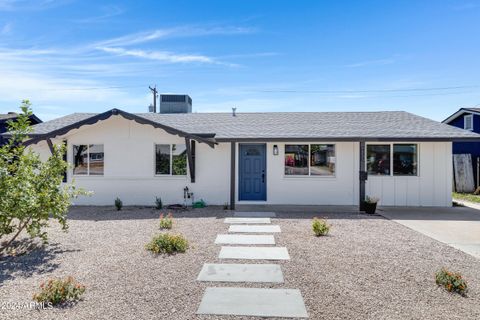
[237,142,359,205]
[30,116,230,206]
[28,116,453,207]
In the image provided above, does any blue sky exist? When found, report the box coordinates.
[0,0,479,121]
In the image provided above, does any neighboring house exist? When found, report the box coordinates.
[4,100,480,208]
[0,112,42,145]
[443,107,480,187]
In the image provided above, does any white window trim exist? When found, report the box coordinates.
[283,143,336,178]
[365,143,419,177]
[464,114,473,131]
[154,143,188,177]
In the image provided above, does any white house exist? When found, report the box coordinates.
[17,98,480,208]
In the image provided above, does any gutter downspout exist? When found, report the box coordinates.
[359,140,367,211]
[230,142,236,210]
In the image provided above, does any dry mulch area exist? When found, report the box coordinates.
[0,206,479,320]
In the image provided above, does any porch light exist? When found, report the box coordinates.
[273,145,279,155]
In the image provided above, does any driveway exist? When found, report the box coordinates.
[380,206,480,259]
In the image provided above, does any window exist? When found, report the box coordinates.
[172,144,187,175]
[285,145,308,175]
[155,144,170,175]
[366,144,418,176]
[310,144,335,176]
[155,144,187,176]
[73,144,104,175]
[245,147,261,156]
[393,144,417,176]
[367,145,391,175]
[464,114,473,130]
[285,144,335,176]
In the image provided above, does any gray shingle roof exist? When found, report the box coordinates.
[0,113,18,121]
[463,107,480,112]
[26,110,480,141]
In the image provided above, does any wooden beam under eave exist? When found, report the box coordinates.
[46,138,54,154]
[185,137,195,183]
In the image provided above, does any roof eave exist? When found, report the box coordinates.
[21,108,217,148]
[442,108,480,124]
[215,137,480,142]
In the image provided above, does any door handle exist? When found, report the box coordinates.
[262,173,265,183]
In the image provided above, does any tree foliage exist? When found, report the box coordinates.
[0,100,86,253]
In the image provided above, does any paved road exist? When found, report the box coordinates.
[380,206,480,259]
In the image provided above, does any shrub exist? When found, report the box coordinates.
[159,213,173,229]
[155,197,163,210]
[435,268,468,296]
[145,233,189,254]
[33,276,86,306]
[312,218,330,236]
[0,100,88,253]
[114,197,123,211]
[365,196,379,204]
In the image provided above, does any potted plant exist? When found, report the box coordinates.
[364,196,379,214]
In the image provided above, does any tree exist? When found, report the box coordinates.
[0,100,87,253]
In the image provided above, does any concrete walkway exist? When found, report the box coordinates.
[380,206,480,259]
[196,210,308,318]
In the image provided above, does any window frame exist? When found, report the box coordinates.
[366,144,391,176]
[72,144,104,177]
[284,143,336,177]
[365,143,419,177]
[154,143,188,177]
[464,114,473,131]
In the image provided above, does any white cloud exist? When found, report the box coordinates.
[0,68,148,118]
[452,2,480,11]
[73,5,125,23]
[0,23,264,118]
[345,57,397,68]
[93,25,255,47]
[0,0,71,11]
[97,46,216,64]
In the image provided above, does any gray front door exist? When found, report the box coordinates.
[239,144,266,201]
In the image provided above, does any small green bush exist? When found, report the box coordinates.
[312,217,330,236]
[435,268,468,296]
[33,276,86,306]
[159,213,173,229]
[155,197,163,209]
[145,233,189,254]
[114,197,123,211]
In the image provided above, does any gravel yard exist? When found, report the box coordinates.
[1,206,480,320]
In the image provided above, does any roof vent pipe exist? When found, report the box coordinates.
[232,107,237,117]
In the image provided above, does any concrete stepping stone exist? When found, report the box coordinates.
[224,217,271,224]
[197,263,284,283]
[215,234,275,245]
[219,246,290,260]
[197,287,308,318]
[229,225,281,233]
[234,211,276,218]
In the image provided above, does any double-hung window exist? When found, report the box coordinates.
[155,144,187,176]
[73,144,104,175]
[464,114,473,131]
[284,144,335,176]
[366,144,417,176]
